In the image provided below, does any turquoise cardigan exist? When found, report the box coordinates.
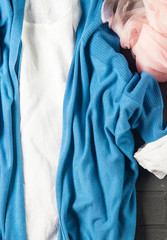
[0,0,166,239]
[56,0,167,239]
[0,0,27,239]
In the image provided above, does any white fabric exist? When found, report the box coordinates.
[20,1,81,239]
[134,135,167,179]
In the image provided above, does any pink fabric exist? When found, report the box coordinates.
[101,0,167,82]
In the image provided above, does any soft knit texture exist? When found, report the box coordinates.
[0,0,27,239]
[19,0,81,239]
[101,0,167,82]
[56,0,167,239]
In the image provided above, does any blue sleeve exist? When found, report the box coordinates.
[118,72,166,146]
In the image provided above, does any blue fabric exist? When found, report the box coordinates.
[0,0,27,239]
[56,0,167,239]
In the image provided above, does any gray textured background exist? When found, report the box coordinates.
[135,167,167,240]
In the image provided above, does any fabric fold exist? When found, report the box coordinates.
[101,0,167,82]
[0,0,27,239]
[134,135,167,179]
[56,0,167,239]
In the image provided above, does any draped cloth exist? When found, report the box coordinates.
[0,0,27,239]
[19,0,81,239]
[56,0,167,239]
[101,0,167,83]
[101,0,167,179]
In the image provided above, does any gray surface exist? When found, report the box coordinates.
[135,226,167,240]
[136,167,167,240]
[136,168,167,192]
[136,192,167,225]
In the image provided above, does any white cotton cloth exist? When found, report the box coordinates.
[20,0,81,239]
[134,135,167,179]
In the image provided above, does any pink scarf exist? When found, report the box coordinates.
[102,0,167,82]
